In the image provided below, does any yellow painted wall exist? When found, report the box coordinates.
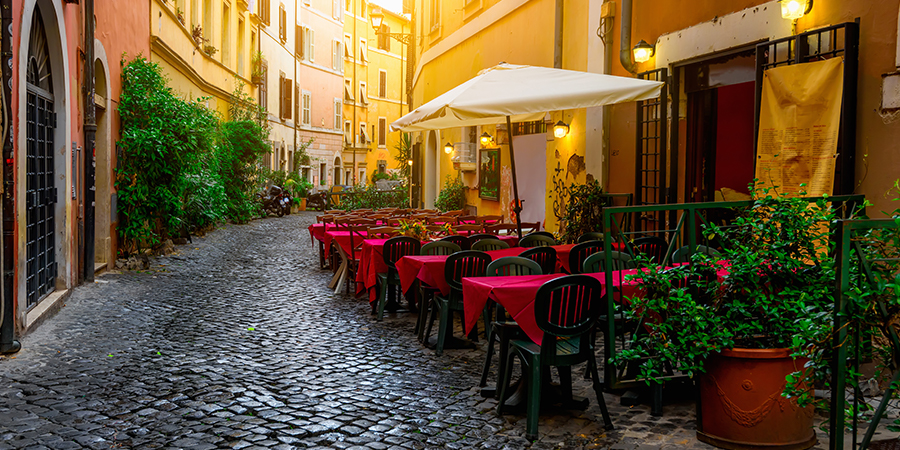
[150,0,256,120]
[410,0,592,232]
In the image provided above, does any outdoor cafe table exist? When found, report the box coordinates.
[461,263,730,346]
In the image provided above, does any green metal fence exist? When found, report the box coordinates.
[831,218,900,450]
[599,195,865,390]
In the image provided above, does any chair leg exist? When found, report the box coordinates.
[496,350,519,416]
[588,356,614,430]
[651,381,663,417]
[376,279,388,321]
[436,300,450,356]
[422,296,438,346]
[525,354,542,441]
[479,325,497,387]
[558,367,573,403]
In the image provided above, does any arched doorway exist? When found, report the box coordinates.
[93,49,112,268]
[333,156,341,185]
[24,8,58,307]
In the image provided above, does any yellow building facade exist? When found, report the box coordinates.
[150,0,258,119]
[408,0,596,231]
[343,1,410,185]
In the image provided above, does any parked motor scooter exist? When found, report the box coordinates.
[306,191,327,211]
[259,185,291,217]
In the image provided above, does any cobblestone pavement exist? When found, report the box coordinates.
[0,213,831,449]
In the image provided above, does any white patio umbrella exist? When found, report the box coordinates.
[391,63,664,237]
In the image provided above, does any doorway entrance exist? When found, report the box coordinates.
[681,49,756,204]
[25,9,58,307]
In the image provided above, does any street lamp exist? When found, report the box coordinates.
[632,40,654,63]
[444,142,453,154]
[553,120,570,139]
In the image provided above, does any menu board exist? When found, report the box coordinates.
[755,58,844,196]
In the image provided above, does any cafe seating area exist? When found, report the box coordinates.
[306,206,687,438]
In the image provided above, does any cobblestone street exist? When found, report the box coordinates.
[0,213,826,449]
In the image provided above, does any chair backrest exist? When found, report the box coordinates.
[520,234,557,248]
[480,214,504,224]
[317,214,334,224]
[382,236,422,269]
[456,214,478,224]
[444,210,465,216]
[440,235,470,250]
[471,238,510,252]
[534,275,604,342]
[455,224,483,234]
[632,236,669,263]
[577,232,606,243]
[421,240,461,256]
[426,215,458,225]
[485,223,518,236]
[468,233,496,244]
[444,251,493,293]
[671,244,721,264]
[582,251,635,274]
[520,246,557,275]
[518,222,541,234]
[524,231,555,239]
[487,256,542,277]
[367,226,399,239]
[568,240,603,274]
[347,225,370,259]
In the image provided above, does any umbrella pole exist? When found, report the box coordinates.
[506,116,524,239]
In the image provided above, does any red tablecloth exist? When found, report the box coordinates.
[354,239,392,303]
[308,223,338,244]
[323,230,370,258]
[556,242,626,273]
[461,263,729,345]
[396,247,529,297]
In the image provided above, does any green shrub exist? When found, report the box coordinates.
[434,176,466,212]
[338,184,407,211]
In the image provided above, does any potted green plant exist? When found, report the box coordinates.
[616,183,840,449]
[434,175,466,212]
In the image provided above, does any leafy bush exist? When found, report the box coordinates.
[434,176,466,212]
[117,57,270,254]
[337,183,407,211]
[117,56,221,253]
[556,179,610,244]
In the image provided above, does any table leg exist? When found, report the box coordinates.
[329,246,349,292]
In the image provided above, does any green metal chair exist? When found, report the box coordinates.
[577,232,606,243]
[375,236,421,321]
[631,236,669,264]
[480,257,542,389]
[424,250,492,356]
[496,275,613,439]
[519,234,558,248]
[471,238,510,252]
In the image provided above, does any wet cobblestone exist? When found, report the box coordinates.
[0,213,830,449]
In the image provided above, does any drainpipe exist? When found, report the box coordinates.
[0,0,20,353]
[619,0,636,74]
[84,0,97,283]
[553,0,563,68]
[601,1,614,189]
[293,0,297,177]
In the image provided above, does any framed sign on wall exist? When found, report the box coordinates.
[479,148,500,201]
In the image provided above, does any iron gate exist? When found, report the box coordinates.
[25,91,57,307]
[635,68,668,235]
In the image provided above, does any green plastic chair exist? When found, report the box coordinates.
[424,250,493,356]
[567,240,603,274]
[415,241,462,341]
[631,236,669,264]
[471,238,510,252]
[420,240,461,256]
[520,246,558,275]
[519,234,558,248]
[582,251,635,274]
[671,244,721,263]
[375,236,421,321]
[577,232,606,243]
[440,235,471,250]
[497,275,614,439]
[480,257,543,389]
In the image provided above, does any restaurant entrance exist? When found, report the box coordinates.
[680,49,756,204]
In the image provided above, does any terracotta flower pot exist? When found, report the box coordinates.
[697,348,816,450]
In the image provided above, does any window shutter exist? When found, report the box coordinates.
[284,78,293,120]
[378,118,386,146]
[379,71,386,98]
[294,25,304,59]
[278,73,285,118]
[308,29,315,62]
